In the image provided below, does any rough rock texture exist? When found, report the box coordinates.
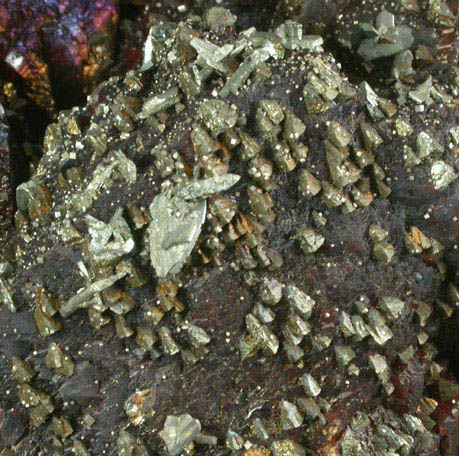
[0,0,119,112]
[0,104,12,239]
[0,2,458,456]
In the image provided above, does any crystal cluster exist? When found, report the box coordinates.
[0,1,457,456]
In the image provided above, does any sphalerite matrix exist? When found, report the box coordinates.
[0,1,458,455]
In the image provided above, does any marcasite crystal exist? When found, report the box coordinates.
[159,414,202,456]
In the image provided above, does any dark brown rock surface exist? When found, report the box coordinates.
[0,2,458,456]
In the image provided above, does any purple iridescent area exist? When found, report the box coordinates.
[0,0,119,111]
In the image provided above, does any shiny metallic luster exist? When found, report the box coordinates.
[117,429,149,456]
[220,49,270,98]
[248,156,274,189]
[45,342,75,376]
[312,210,327,227]
[245,313,279,355]
[273,143,297,172]
[124,388,156,426]
[34,303,61,336]
[284,342,304,362]
[416,302,432,327]
[358,10,413,60]
[191,125,217,157]
[72,150,136,210]
[340,311,356,337]
[203,7,237,30]
[226,430,244,450]
[379,297,405,320]
[85,208,134,265]
[272,439,306,456]
[158,327,181,356]
[309,335,330,353]
[334,345,356,367]
[260,277,283,305]
[373,241,395,262]
[360,81,383,119]
[377,97,397,118]
[431,160,456,189]
[247,185,275,223]
[11,357,35,384]
[187,324,211,347]
[353,147,375,169]
[239,132,262,161]
[0,277,15,312]
[394,118,414,137]
[321,181,346,207]
[283,110,306,142]
[297,169,321,198]
[174,174,240,200]
[198,99,238,137]
[427,0,456,27]
[140,88,181,118]
[190,36,232,74]
[360,122,383,151]
[301,373,321,397]
[369,353,391,385]
[238,335,260,360]
[16,180,52,222]
[297,228,325,254]
[416,132,444,159]
[275,20,323,51]
[409,76,432,104]
[280,400,304,430]
[0,0,119,112]
[259,99,285,125]
[351,315,369,341]
[18,383,54,426]
[366,309,393,345]
[284,284,315,319]
[148,194,206,278]
[283,311,311,345]
[60,272,127,318]
[404,226,431,254]
[2,4,456,452]
[393,49,415,82]
[328,121,351,148]
[402,145,421,167]
[253,303,275,324]
[369,224,388,242]
[325,140,360,188]
[159,414,202,456]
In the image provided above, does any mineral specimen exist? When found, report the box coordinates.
[159,414,201,456]
[0,104,12,239]
[0,3,457,456]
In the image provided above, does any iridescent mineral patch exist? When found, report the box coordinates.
[0,0,119,111]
